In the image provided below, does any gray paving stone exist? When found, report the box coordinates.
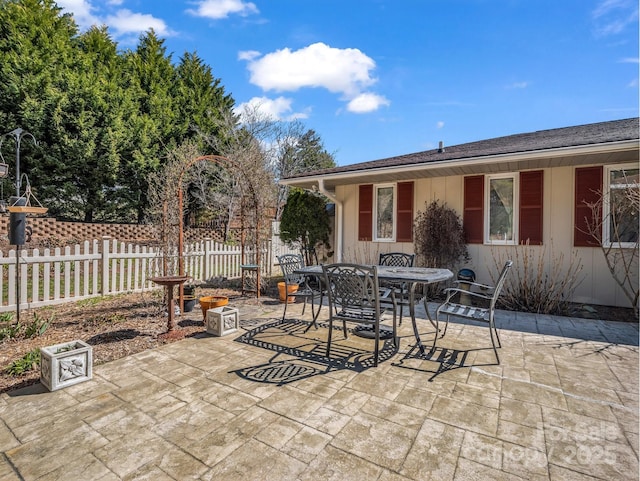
[0,299,636,480]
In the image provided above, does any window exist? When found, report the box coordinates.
[358,182,414,242]
[486,174,518,244]
[604,165,639,247]
[374,184,395,241]
[464,171,543,245]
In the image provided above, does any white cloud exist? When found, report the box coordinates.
[245,42,377,97]
[592,0,638,36]
[235,96,309,121]
[506,81,529,89]
[186,0,259,19]
[619,57,640,63]
[56,1,173,40]
[56,0,100,30]
[436,121,445,129]
[238,50,261,61]
[628,78,639,88]
[346,93,390,113]
[106,9,173,37]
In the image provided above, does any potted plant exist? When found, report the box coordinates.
[40,340,92,391]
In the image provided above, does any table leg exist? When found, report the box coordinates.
[409,282,441,355]
[408,282,426,354]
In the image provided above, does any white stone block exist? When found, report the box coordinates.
[206,306,239,336]
[40,340,93,391]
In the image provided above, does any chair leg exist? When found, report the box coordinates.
[488,317,501,364]
[373,323,380,367]
[392,307,398,348]
[326,319,333,358]
[441,313,450,338]
[281,297,288,322]
[431,310,441,354]
[488,325,500,364]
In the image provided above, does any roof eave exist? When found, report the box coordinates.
[279,139,639,192]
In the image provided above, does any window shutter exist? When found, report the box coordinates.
[358,184,373,241]
[396,182,414,242]
[574,166,602,247]
[463,175,484,244]
[519,170,544,245]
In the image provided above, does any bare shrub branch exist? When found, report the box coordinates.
[578,181,639,317]
[491,241,584,315]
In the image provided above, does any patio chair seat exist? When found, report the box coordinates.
[433,260,513,364]
[439,303,489,321]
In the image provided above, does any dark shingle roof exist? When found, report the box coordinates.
[284,118,639,180]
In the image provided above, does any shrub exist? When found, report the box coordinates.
[414,200,469,269]
[491,241,584,315]
[280,190,332,265]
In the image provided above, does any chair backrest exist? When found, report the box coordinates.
[322,263,380,315]
[490,260,513,308]
[378,252,415,268]
[277,254,305,285]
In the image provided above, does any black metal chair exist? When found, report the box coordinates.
[378,252,415,325]
[432,260,513,364]
[277,254,323,327]
[322,263,396,367]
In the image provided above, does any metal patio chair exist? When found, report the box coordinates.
[378,252,415,326]
[277,254,323,327]
[322,263,396,367]
[431,260,513,364]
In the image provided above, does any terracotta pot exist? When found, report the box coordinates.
[277,282,298,303]
[199,296,229,319]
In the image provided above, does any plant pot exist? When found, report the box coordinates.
[40,340,92,392]
[183,295,196,312]
[206,306,239,336]
[199,296,229,320]
[277,282,299,303]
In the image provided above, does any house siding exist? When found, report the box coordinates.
[337,161,638,308]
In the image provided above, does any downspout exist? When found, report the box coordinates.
[317,178,342,262]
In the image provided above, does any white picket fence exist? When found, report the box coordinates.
[0,237,275,313]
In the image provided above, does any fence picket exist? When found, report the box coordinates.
[0,236,277,313]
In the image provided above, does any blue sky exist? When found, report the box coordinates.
[57,0,638,166]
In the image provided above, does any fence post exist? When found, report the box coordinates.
[101,236,111,296]
[204,238,211,282]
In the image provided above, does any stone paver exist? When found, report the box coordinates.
[0,298,637,480]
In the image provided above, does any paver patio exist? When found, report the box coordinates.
[0,297,637,480]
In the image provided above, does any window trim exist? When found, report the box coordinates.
[484,173,519,245]
[603,163,639,248]
[373,183,396,242]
